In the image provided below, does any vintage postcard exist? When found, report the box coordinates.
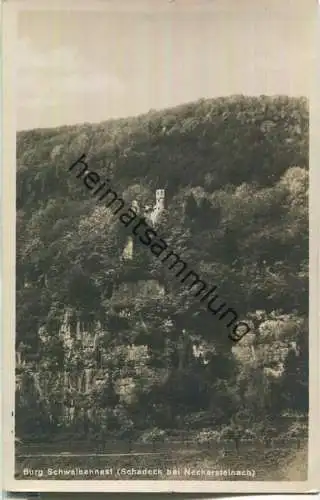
[2,0,319,494]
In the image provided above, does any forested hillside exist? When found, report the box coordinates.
[16,95,308,454]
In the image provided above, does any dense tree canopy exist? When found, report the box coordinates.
[16,95,308,445]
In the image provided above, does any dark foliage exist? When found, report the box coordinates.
[16,96,308,445]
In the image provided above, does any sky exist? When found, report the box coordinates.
[17,0,316,130]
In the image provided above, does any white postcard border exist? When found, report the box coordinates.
[2,0,319,493]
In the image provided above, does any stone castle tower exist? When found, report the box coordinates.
[149,189,165,225]
[123,189,165,260]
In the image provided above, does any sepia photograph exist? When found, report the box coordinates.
[2,0,319,494]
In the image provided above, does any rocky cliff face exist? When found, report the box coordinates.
[15,96,309,441]
[16,275,170,427]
